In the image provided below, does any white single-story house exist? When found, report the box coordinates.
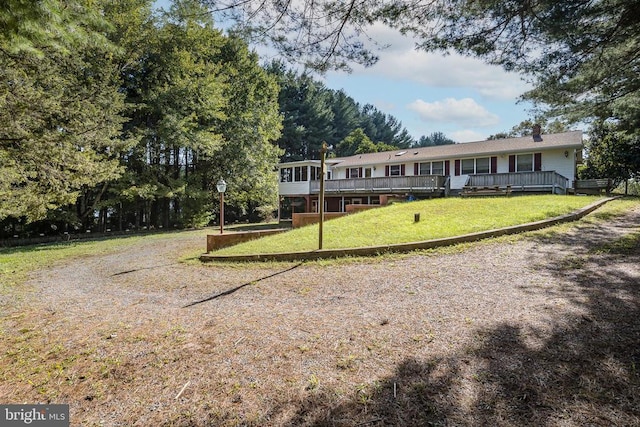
[277,130,584,219]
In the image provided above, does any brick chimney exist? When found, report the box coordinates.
[532,124,542,142]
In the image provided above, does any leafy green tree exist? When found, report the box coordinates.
[0,0,130,222]
[488,119,572,140]
[0,0,109,55]
[209,37,283,223]
[336,128,400,156]
[109,0,281,227]
[581,122,640,185]
[337,129,374,157]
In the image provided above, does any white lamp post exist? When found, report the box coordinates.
[216,179,227,234]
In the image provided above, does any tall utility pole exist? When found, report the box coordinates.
[318,142,327,250]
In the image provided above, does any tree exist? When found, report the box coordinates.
[581,122,640,185]
[198,0,381,72]
[414,132,455,147]
[266,61,334,162]
[336,128,374,157]
[111,0,281,228]
[327,90,361,147]
[359,104,414,148]
[209,36,283,223]
[336,128,399,156]
[207,0,640,122]
[0,0,109,55]
[0,0,130,222]
[488,118,571,140]
[265,64,415,160]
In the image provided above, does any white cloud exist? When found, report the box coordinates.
[347,24,530,101]
[450,130,486,143]
[407,98,500,127]
[373,100,396,112]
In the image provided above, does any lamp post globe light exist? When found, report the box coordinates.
[216,179,227,234]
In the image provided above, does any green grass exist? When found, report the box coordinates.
[214,195,606,256]
[1,196,632,284]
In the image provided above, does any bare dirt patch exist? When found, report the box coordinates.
[1,207,639,426]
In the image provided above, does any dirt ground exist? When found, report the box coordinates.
[1,205,639,426]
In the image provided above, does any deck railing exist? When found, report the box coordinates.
[466,171,569,193]
[309,175,446,193]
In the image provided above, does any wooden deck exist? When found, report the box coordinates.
[463,171,570,195]
[309,175,448,194]
[575,178,613,195]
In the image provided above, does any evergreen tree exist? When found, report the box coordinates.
[414,132,455,147]
[327,90,361,148]
[0,0,130,222]
[266,61,334,161]
[359,104,414,148]
[210,37,283,223]
[203,0,640,179]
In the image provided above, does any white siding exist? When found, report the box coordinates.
[277,140,582,194]
[279,181,311,196]
[542,148,577,182]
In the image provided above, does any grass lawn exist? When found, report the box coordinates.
[214,195,605,255]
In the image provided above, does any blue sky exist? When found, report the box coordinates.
[319,23,534,143]
[154,1,533,143]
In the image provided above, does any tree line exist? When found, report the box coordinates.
[1,0,286,238]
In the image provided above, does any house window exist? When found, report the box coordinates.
[326,171,332,180]
[294,166,308,182]
[364,167,372,178]
[461,159,475,174]
[476,157,490,174]
[280,167,292,182]
[310,166,321,181]
[348,167,360,178]
[431,161,444,175]
[517,154,533,172]
[418,162,430,175]
[390,164,402,176]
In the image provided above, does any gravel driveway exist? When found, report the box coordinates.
[1,204,639,426]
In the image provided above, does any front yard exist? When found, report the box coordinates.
[0,198,638,426]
